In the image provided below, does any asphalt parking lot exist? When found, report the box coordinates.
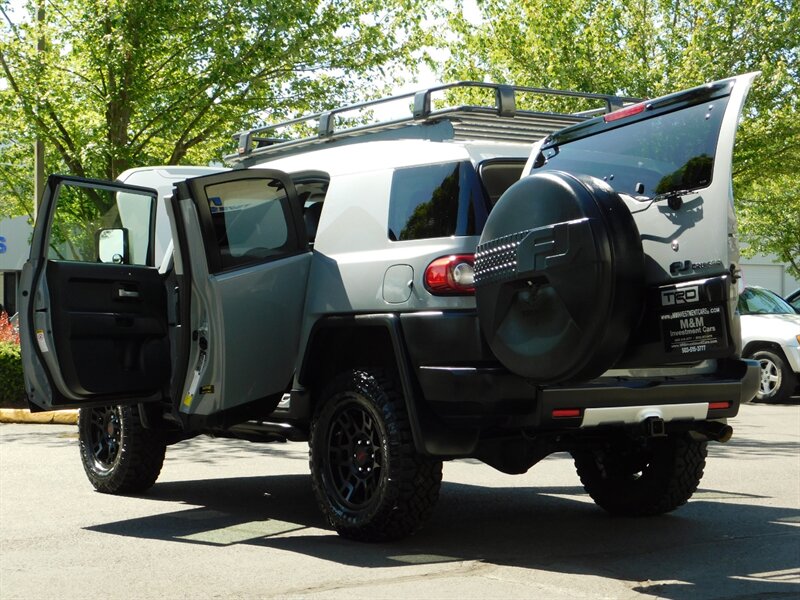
[1,401,798,599]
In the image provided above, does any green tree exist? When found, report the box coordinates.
[0,85,34,220]
[440,0,800,276]
[0,0,431,215]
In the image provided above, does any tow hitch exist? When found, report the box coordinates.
[644,416,667,437]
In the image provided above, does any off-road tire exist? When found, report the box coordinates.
[749,349,796,403]
[572,435,707,516]
[309,369,443,542]
[78,405,166,494]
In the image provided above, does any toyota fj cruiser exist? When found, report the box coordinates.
[20,75,760,541]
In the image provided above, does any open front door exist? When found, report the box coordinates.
[169,169,311,426]
[20,175,168,410]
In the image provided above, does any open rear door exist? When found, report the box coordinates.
[168,169,311,426]
[20,175,168,410]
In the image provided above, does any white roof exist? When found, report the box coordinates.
[248,139,533,176]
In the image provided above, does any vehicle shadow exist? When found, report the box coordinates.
[87,470,800,599]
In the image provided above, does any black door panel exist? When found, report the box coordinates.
[45,261,169,396]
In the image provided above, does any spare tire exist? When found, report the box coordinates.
[474,171,644,383]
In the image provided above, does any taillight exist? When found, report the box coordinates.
[424,255,475,295]
[603,101,647,123]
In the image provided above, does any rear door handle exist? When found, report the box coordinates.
[118,289,140,298]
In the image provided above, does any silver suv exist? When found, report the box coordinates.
[20,75,760,541]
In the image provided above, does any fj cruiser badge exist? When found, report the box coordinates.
[661,286,700,306]
[670,259,723,275]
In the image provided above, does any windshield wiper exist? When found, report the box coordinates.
[652,188,700,210]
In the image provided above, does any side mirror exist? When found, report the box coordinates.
[96,228,129,264]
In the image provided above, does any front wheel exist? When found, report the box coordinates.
[309,369,442,542]
[78,405,166,494]
[572,435,707,516]
[750,349,796,403]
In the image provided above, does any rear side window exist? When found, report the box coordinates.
[536,97,730,198]
[388,161,489,241]
[479,160,526,205]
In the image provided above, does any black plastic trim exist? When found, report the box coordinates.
[400,310,492,366]
[416,357,757,430]
[299,314,427,453]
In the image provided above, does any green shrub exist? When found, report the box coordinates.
[0,341,26,408]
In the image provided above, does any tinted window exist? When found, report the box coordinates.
[537,97,730,198]
[388,161,489,241]
[204,177,294,270]
[479,160,526,205]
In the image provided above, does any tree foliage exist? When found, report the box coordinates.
[440,0,800,276]
[0,0,430,214]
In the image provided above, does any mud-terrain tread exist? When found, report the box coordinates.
[78,405,166,494]
[573,435,707,516]
[309,368,443,542]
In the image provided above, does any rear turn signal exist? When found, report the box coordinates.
[424,255,475,295]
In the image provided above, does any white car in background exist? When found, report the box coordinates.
[739,286,800,402]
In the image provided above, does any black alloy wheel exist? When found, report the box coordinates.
[324,401,384,511]
[309,369,442,542]
[86,406,124,473]
[78,404,166,494]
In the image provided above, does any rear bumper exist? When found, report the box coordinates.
[416,357,760,429]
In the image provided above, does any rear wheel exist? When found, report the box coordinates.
[309,369,442,542]
[78,405,166,494]
[573,435,706,516]
[749,349,796,403]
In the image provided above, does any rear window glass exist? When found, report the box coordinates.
[388,161,489,241]
[536,97,730,198]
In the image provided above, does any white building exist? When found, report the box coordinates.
[740,253,800,296]
[0,215,32,315]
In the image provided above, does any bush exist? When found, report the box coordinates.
[0,341,26,408]
[0,311,25,408]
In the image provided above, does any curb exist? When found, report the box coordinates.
[0,408,78,425]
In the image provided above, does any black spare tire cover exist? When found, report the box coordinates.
[474,171,644,383]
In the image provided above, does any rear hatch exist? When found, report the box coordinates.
[474,74,757,379]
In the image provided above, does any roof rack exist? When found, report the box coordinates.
[227,81,640,165]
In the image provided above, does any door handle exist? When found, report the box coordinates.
[118,289,140,298]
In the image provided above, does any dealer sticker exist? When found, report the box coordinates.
[660,306,724,354]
